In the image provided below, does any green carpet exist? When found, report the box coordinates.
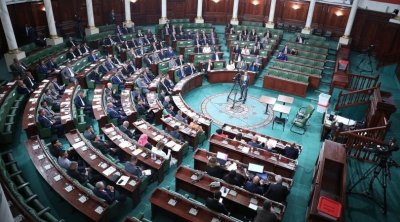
[0,25,399,222]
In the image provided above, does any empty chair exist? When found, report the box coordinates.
[313,29,322,36]
[323,30,332,39]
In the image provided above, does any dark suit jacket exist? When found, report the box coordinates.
[205,198,229,215]
[206,165,224,179]
[254,208,278,222]
[107,107,121,119]
[74,96,86,109]
[67,169,87,183]
[38,115,52,128]
[93,188,116,204]
[284,146,299,159]
[119,125,134,138]
[264,183,289,203]
[244,181,265,195]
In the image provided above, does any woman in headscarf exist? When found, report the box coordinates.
[138,134,152,149]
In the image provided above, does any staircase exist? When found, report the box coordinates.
[334,84,379,110]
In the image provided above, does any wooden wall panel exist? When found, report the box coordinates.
[242,0,268,22]
[203,0,232,24]
[277,0,309,25]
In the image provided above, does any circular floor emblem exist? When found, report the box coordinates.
[201,93,274,129]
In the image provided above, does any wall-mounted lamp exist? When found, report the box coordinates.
[130,0,137,3]
[292,4,300,10]
[252,0,260,6]
[212,0,221,3]
[335,10,343,17]
[41,6,46,11]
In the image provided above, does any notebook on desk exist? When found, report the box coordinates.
[216,152,228,165]
[248,163,264,173]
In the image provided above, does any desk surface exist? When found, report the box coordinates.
[259,95,277,105]
[324,114,357,127]
[25,136,108,222]
[273,104,291,115]
[175,166,285,220]
[277,95,294,104]
[150,188,235,222]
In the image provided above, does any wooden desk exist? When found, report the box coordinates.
[160,114,200,148]
[207,70,256,85]
[221,123,302,155]
[259,95,276,114]
[272,104,291,131]
[145,91,163,124]
[65,130,141,204]
[76,58,106,88]
[150,188,236,222]
[175,166,285,220]
[172,72,203,96]
[307,140,346,222]
[193,148,293,189]
[148,75,163,92]
[120,89,137,123]
[92,85,108,128]
[22,79,51,137]
[172,95,212,136]
[209,134,296,178]
[60,84,78,132]
[277,95,294,105]
[101,123,166,183]
[25,136,109,222]
[320,113,357,141]
[132,120,188,165]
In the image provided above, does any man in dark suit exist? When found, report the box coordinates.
[284,143,299,160]
[111,72,125,91]
[244,176,267,195]
[169,125,184,141]
[88,51,98,63]
[106,102,126,125]
[66,48,77,60]
[162,75,174,93]
[93,181,124,204]
[66,37,77,47]
[104,35,115,45]
[254,199,279,222]
[264,175,289,203]
[205,191,229,215]
[119,121,134,138]
[176,66,186,81]
[74,90,93,117]
[239,72,249,103]
[37,109,63,136]
[184,63,196,76]
[124,155,143,178]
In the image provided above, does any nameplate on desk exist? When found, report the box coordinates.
[74,137,81,143]
[128,180,137,187]
[248,202,258,210]
[138,124,148,130]
[269,156,277,161]
[168,199,177,206]
[37,154,45,160]
[222,140,228,144]
[155,159,162,165]
[72,141,85,149]
[188,208,198,216]
[53,174,62,182]
[81,146,88,151]
[272,206,281,214]
[288,162,296,167]
[103,166,116,176]
[140,152,147,158]
[99,162,108,169]
[229,189,237,197]
[95,206,104,214]
[90,154,97,160]
[32,144,39,150]
[44,164,52,170]
[104,127,114,133]
[154,134,164,141]
[64,185,73,192]
[116,175,129,186]
[172,144,182,152]
[78,195,88,203]
[241,147,250,154]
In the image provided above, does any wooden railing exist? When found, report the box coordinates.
[347,73,379,91]
[342,132,389,163]
[334,85,379,110]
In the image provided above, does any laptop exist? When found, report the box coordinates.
[248,163,264,173]
[216,152,228,165]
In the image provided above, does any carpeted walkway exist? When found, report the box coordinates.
[0,25,399,222]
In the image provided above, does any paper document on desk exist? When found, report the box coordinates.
[103,166,116,176]
[241,147,250,154]
[116,175,129,186]
[258,137,267,143]
[143,169,152,176]
[227,162,237,171]
[72,141,85,149]
[248,203,258,210]
[119,140,132,148]
[104,127,114,133]
[267,139,277,148]
[139,124,148,130]
[172,144,182,151]
[154,134,164,141]
[220,187,230,197]
[132,149,142,156]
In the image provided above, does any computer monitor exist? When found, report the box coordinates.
[216,152,228,165]
[248,163,264,173]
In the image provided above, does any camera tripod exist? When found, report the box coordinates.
[227,77,243,110]
[347,154,393,214]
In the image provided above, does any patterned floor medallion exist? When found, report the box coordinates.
[201,93,274,129]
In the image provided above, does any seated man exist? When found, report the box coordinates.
[124,155,143,178]
[135,75,150,94]
[37,60,52,78]
[264,175,289,203]
[248,136,262,148]
[244,175,267,195]
[276,52,288,61]
[16,80,31,95]
[205,191,229,215]
[83,125,97,141]
[88,50,98,63]
[43,89,60,111]
[106,102,127,125]
[110,72,125,91]
[176,66,186,80]
[87,68,101,84]
[41,101,60,121]
[284,143,299,160]
[169,125,184,141]
[119,121,135,138]
[93,181,125,204]
[254,199,279,222]
[58,150,72,169]
[161,76,174,93]
[185,63,196,76]
[92,135,118,157]
[37,109,63,136]
[61,63,78,84]
[74,90,93,117]
[175,110,187,123]
[151,142,171,160]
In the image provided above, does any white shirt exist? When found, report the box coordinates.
[151,147,170,160]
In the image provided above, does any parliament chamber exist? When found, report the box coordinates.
[0,0,400,222]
